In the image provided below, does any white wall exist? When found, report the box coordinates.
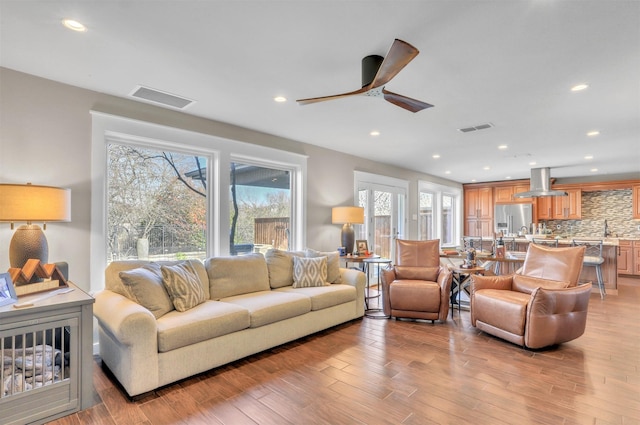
[0,67,461,292]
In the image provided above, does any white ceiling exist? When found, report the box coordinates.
[1,0,639,184]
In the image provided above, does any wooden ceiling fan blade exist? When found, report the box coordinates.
[297,87,368,105]
[382,89,434,113]
[369,39,419,89]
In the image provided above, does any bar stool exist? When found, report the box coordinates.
[532,238,558,247]
[571,239,605,299]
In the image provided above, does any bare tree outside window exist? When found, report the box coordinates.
[107,144,207,262]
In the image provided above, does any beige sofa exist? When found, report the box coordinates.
[93,250,365,397]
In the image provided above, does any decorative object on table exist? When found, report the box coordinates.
[337,246,346,256]
[495,236,505,258]
[355,239,369,256]
[0,183,71,274]
[462,248,476,268]
[331,206,364,254]
[8,259,69,296]
[0,272,18,307]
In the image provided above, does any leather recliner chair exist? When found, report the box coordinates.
[470,243,592,349]
[381,239,452,322]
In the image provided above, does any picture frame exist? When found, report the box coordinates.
[356,240,369,254]
[0,272,18,307]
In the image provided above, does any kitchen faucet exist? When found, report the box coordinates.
[604,220,611,237]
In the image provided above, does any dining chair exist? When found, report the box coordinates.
[571,239,605,299]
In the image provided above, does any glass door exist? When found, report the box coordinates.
[358,184,406,261]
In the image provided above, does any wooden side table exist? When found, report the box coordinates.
[448,265,485,316]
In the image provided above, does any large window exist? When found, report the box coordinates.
[107,143,208,262]
[229,161,292,255]
[418,181,462,247]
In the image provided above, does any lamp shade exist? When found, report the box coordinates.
[0,183,71,222]
[331,206,364,225]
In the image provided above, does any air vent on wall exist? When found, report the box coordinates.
[458,123,493,133]
[130,86,194,109]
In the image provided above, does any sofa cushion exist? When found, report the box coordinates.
[474,289,530,336]
[293,256,328,288]
[265,249,305,288]
[119,263,174,319]
[394,266,439,282]
[161,262,207,312]
[305,249,342,284]
[156,301,250,352]
[206,253,270,300]
[221,291,311,328]
[276,284,356,311]
[512,274,570,295]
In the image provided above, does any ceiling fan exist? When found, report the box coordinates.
[296,39,433,113]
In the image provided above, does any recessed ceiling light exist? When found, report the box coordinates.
[584,155,594,160]
[505,176,512,179]
[587,130,600,137]
[498,145,508,150]
[529,161,537,166]
[274,96,287,103]
[444,171,451,175]
[432,154,440,159]
[471,179,477,182]
[62,19,87,32]
[483,166,490,170]
[370,130,380,137]
[590,168,598,172]
[571,83,589,92]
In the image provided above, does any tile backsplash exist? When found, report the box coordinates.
[543,189,640,238]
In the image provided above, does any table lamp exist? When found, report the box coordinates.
[331,206,364,254]
[0,183,71,268]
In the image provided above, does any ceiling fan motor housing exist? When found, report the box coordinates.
[362,55,383,87]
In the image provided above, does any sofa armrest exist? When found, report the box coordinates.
[339,267,366,316]
[380,266,396,316]
[524,283,592,349]
[94,290,157,347]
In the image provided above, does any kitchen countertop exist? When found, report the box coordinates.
[471,236,627,246]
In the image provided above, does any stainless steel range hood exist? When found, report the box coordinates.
[514,167,568,198]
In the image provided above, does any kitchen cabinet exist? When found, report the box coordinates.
[537,189,582,220]
[464,187,493,236]
[618,240,633,275]
[633,185,640,219]
[618,240,640,276]
[494,184,533,204]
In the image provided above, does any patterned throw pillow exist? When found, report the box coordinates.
[305,249,342,284]
[292,256,328,288]
[161,262,206,312]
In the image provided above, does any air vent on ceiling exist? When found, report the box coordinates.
[458,123,494,133]
[130,86,194,109]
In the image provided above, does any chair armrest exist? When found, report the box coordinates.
[524,283,592,349]
[94,289,158,347]
[436,266,453,321]
[380,266,396,316]
[470,274,514,295]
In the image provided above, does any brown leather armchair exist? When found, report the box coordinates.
[381,239,452,322]
[470,243,592,349]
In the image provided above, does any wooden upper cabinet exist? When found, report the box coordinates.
[536,189,581,220]
[633,185,640,219]
[494,184,532,203]
[466,187,493,218]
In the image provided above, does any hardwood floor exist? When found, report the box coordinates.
[48,277,640,425]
